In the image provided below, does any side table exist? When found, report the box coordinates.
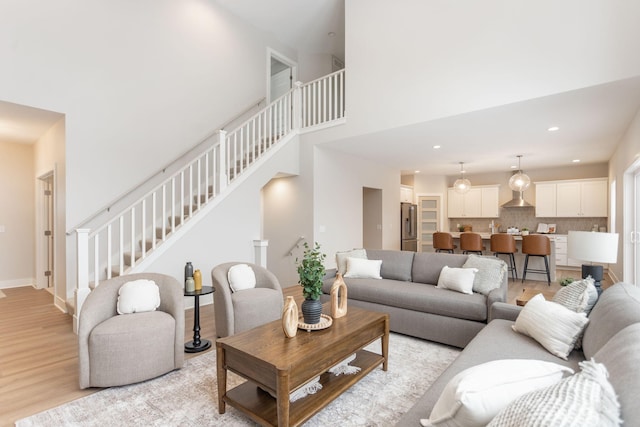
[184,286,214,353]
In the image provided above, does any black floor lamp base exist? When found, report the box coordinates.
[582,264,604,295]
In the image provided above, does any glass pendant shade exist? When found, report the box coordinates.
[454,162,471,194]
[508,172,531,192]
[454,178,471,194]
[508,155,531,192]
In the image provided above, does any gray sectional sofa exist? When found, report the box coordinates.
[321,250,508,348]
[397,282,640,426]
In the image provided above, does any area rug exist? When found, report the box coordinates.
[16,333,459,426]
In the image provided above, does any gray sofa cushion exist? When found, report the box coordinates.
[325,278,487,322]
[592,323,640,424]
[412,252,468,284]
[582,282,640,359]
[366,249,415,281]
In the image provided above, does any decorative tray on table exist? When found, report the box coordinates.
[298,314,333,331]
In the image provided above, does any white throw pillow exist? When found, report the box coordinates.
[335,249,367,275]
[488,359,621,427]
[117,279,161,315]
[513,294,589,360]
[227,264,256,292]
[344,257,382,279]
[436,266,478,295]
[420,359,573,427]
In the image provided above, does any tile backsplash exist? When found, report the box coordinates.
[449,208,607,234]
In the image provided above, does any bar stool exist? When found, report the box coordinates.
[521,234,551,285]
[460,232,486,255]
[433,232,457,253]
[490,234,518,280]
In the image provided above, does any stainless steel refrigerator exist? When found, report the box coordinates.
[401,202,418,251]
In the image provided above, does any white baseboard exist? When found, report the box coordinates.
[54,295,68,313]
[0,278,35,289]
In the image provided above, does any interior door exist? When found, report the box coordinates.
[418,195,441,252]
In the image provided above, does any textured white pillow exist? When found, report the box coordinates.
[513,294,589,360]
[462,255,507,295]
[344,257,382,279]
[488,359,621,427]
[553,276,598,314]
[436,266,478,295]
[420,359,573,427]
[117,279,161,314]
[227,264,256,292]
[335,249,367,275]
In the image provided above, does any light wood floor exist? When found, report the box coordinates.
[0,269,611,426]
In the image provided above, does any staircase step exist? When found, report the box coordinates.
[124,251,142,266]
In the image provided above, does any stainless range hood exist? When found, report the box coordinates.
[501,190,534,208]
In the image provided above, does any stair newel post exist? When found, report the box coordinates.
[74,228,91,334]
[253,239,269,268]
[293,81,303,131]
[216,130,228,194]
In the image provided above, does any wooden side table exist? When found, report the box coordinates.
[184,286,214,353]
[516,288,556,306]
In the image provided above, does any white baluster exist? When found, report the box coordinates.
[217,130,227,193]
[74,228,91,334]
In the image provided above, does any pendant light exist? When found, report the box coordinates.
[508,155,531,192]
[453,162,471,194]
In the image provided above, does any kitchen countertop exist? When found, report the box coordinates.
[449,232,563,241]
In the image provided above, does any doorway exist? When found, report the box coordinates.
[363,187,382,249]
[267,49,297,103]
[36,171,55,294]
[417,194,443,252]
[623,160,640,284]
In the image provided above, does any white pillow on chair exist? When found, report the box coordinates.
[227,264,257,292]
[117,279,161,314]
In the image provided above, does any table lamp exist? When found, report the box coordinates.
[567,231,618,295]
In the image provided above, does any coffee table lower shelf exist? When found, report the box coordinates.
[224,349,383,427]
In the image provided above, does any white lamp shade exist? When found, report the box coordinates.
[508,172,531,192]
[568,231,619,264]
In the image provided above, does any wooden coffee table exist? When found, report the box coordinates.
[216,305,389,427]
[516,288,557,306]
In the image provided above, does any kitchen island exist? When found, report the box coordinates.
[450,232,557,283]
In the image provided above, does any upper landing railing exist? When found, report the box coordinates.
[72,69,345,332]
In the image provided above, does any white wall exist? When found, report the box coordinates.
[343,0,640,137]
[0,142,35,288]
[0,0,298,231]
[609,108,640,282]
[312,145,400,269]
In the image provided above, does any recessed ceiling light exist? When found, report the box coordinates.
[510,165,517,169]
[572,159,580,163]
[414,170,421,174]
[433,145,441,149]
[548,126,560,132]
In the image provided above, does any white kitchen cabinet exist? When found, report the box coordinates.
[534,178,607,217]
[556,179,607,217]
[400,185,414,203]
[535,183,557,217]
[448,185,499,218]
[480,186,500,217]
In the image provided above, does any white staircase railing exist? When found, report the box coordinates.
[73,69,345,332]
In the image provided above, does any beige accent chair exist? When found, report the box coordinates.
[78,273,184,389]
[211,262,284,338]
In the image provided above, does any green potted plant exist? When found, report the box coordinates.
[297,242,326,324]
[521,227,529,236]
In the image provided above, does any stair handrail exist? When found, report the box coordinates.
[66,96,266,235]
[73,69,346,333]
